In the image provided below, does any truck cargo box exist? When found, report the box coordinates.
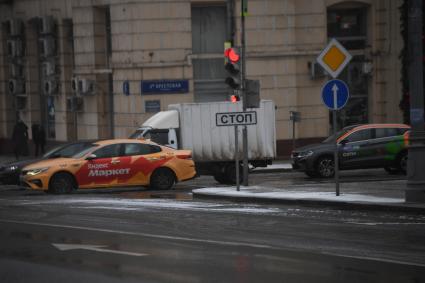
[168,100,276,162]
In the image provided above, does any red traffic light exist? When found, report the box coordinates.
[230,95,240,103]
[224,48,240,63]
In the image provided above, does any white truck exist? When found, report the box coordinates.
[130,100,276,184]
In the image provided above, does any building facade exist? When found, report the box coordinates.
[0,0,404,156]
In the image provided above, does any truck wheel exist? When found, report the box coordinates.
[225,164,243,185]
[213,173,228,184]
[48,172,76,194]
[315,156,334,178]
[150,168,175,190]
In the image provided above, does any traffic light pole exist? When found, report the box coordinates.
[241,0,249,186]
[406,0,425,202]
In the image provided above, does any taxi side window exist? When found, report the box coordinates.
[345,129,374,143]
[93,144,122,158]
[124,143,162,156]
[375,128,399,139]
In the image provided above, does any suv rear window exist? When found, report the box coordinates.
[375,127,409,139]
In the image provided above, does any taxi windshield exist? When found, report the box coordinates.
[43,142,97,159]
[322,125,357,143]
[42,145,63,158]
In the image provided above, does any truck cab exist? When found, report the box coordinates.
[130,127,178,149]
[130,110,179,149]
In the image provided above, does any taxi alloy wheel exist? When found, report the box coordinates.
[316,156,334,178]
[49,172,76,194]
[150,168,175,190]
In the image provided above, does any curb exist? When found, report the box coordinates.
[192,191,425,214]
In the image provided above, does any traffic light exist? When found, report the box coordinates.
[230,94,240,103]
[224,47,241,89]
[245,79,260,108]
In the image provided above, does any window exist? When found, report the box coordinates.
[327,7,367,50]
[191,5,228,102]
[397,128,409,135]
[93,144,122,158]
[123,143,161,156]
[145,129,169,145]
[345,129,374,143]
[327,5,369,128]
[53,142,95,158]
[375,128,399,139]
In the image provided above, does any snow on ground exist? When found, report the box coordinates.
[252,162,292,170]
[193,186,404,204]
[8,197,282,214]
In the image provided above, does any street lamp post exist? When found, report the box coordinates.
[406,0,425,202]
[241,0,249,186]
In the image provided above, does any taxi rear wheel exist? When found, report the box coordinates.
[150,168,175,190]
[48,172,76,194]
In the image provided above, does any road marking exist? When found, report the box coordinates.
[347,222,425,226]
[52,243,148,257]
[0,219,271,249]
[320,251,425,268]
[2,219,425,268]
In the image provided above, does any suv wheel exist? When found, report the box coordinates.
[315,156,335,178]
[398,152,408,174]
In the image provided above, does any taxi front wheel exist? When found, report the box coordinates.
[150,168,175,190]
[48,172,76,194]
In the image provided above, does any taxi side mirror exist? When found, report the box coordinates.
[86,154,97,160]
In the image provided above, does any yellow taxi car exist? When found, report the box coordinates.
[21,139,196,193]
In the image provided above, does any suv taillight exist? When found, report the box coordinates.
[403,131,410,146]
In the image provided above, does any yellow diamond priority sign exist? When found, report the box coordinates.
[317,38,352,78]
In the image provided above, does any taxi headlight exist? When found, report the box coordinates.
[26,167,50,176]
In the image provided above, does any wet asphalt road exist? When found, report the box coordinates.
[0,170,424,283]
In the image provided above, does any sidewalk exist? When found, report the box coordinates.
[193,161,425,213]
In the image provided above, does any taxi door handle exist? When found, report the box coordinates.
[111,160,120,164]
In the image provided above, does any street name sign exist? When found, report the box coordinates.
[317,38,352,78]
[321,79,350,110]
[216,111,257,126]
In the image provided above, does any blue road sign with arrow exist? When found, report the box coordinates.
[321,79,349,110]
